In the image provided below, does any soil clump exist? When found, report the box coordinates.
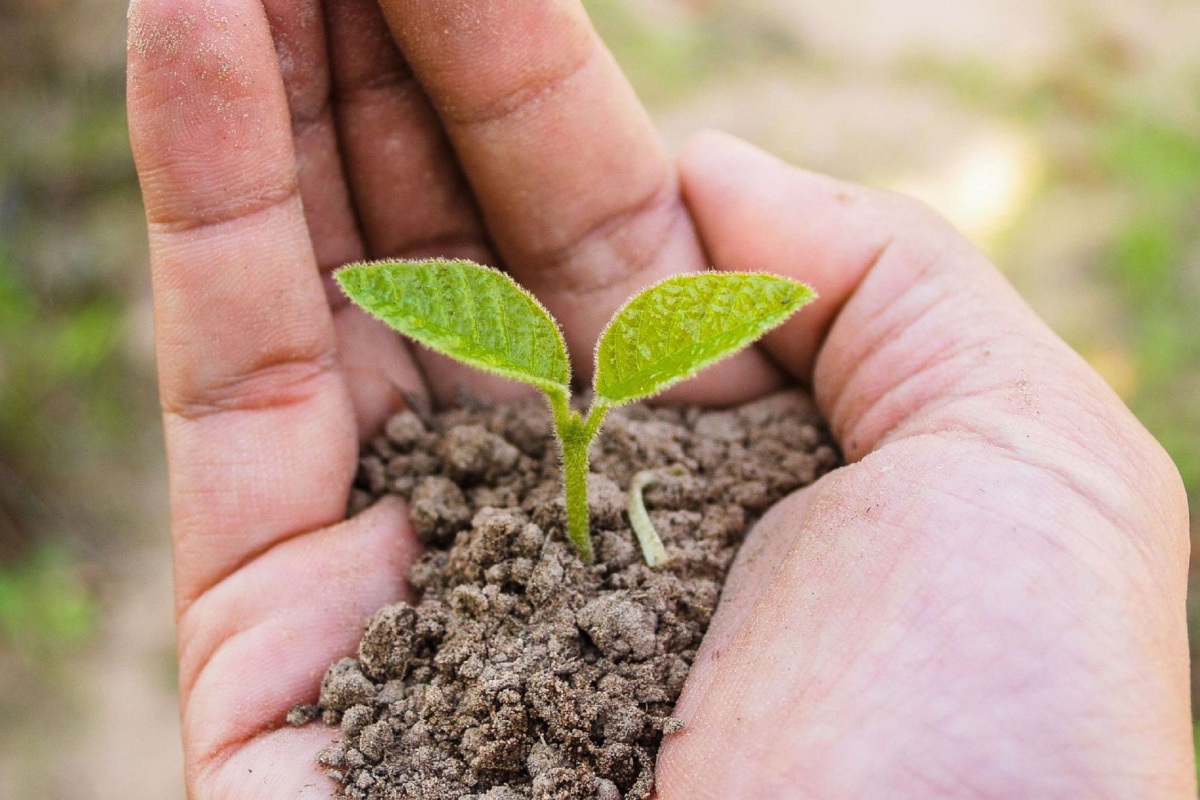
[292,392,838,799]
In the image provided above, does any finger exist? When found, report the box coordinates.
[179,499,416,796]
[689,482,822,666]
[661,131,1192,795]
[324,0,489,265]
[679,130,1185,605]
[660,444,1191,798]
[260,0,430,431]
[261,0,361,276]
[127,0,356,606]
[375,0,782,402]
[678,130,1182,478]
[333,304,430,436]
[678,130,912,393]
[203,727,337,799]
[324,0,537,407]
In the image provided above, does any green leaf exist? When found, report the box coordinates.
[594,272,814,405]
[336,259,570,394]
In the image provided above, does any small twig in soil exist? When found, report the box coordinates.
[627,468,679,567]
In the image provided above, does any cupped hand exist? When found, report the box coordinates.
[126,0,1193,797]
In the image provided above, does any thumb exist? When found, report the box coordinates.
[664,130,1191,799]
[679,131,1150,467]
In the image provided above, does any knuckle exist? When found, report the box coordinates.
[162,348,339,421]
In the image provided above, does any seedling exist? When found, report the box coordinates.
[336,259,814,564]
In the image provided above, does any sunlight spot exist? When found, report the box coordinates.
[887,129,1044,250]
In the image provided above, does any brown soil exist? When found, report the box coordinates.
[290,392,839,799]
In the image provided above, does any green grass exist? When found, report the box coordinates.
[0,543,97,657]
[1099,119,1200,209]
[1095,117,1200,515]
[0,244,126,459]
[1195,720,1200,791]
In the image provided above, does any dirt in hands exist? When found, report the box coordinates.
[291,392,838,799]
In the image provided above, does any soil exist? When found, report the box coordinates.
[290,391,839,799]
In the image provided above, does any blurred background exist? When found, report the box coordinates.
[0,0,1197,796]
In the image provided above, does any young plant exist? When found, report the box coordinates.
[336,259,814,564]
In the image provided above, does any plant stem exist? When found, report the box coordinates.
[547,391,608,564]
[560,430,594,563]
[581,399,609,442]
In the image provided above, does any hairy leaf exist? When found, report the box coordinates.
[336,259,570,394]
[593,273,814,405]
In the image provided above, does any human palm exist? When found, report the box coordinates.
[126,0,1193,796]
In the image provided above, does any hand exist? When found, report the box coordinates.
[126,0,1193,797]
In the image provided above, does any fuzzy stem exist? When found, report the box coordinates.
[581,399,609,442]
[546,392,608,563]
[560,430,594,563]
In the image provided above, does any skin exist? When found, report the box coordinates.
[125,0,1193,797]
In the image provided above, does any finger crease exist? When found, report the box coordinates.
[533,180,681,299]
[922,423,1147,552]
[146,179,301,235]
[290,95,334,139]
[372,230,492,262]
[161,348,339,421]
[176,519,329,694]
[439,43,597,128]
[191,711,286,789]
[334,64,420,106]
